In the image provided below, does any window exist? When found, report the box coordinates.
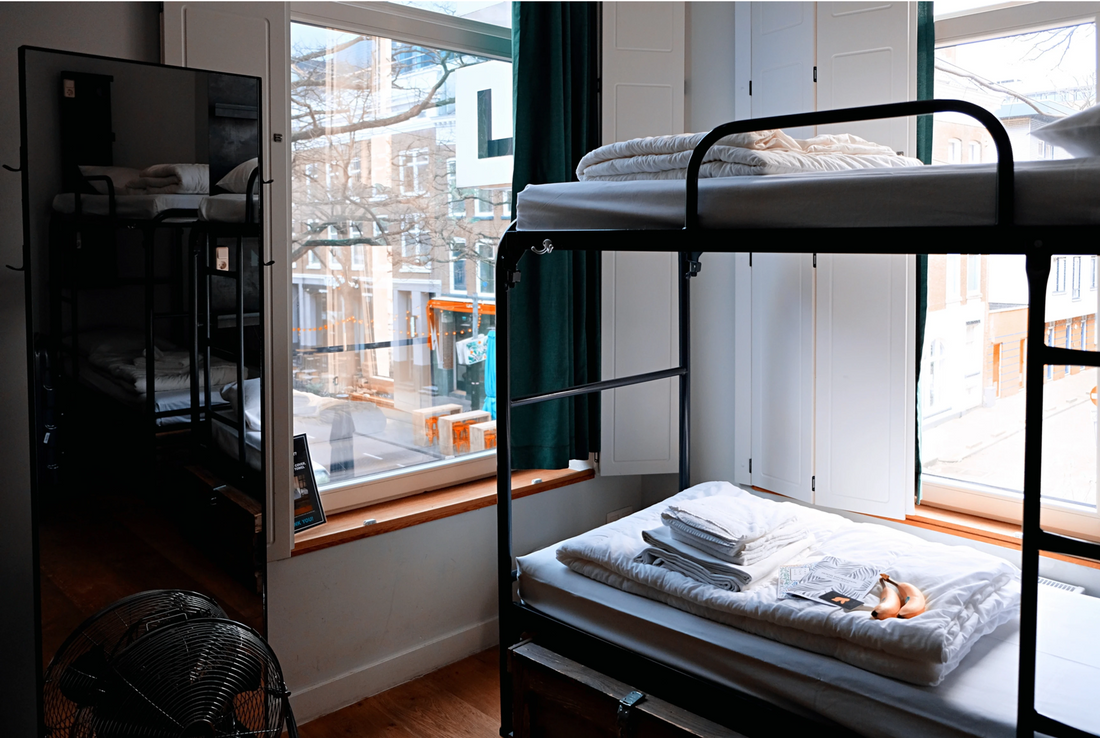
[967,140,981,163]
[502,189,512,219]
[477,239,495,296]
[947,138,961,164]
[921,254,1100,542]
[966,254,980,295]
[289,5,512,510]
[475,188,495,218]
[1093,255,1097,290]
[1072,255,1082,300]
[450,238,467,293]
[946,253,961,301]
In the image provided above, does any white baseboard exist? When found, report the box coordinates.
[288,617,499,725]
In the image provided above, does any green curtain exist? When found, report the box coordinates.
[915,2,933,502]
[508,2,601,470]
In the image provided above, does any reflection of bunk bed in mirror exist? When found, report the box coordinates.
[495,100,1100,738]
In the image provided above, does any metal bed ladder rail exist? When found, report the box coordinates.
[1020,252,1100,738]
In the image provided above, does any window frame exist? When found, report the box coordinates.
[288,2,511,514]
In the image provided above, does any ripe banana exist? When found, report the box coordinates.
[871,574,902,619]
[894,578,927,619]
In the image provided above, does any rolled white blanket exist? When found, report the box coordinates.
[636,526,811,591]
[126,163,209,194]
[576,130,922,181]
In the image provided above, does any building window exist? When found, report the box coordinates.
[1072,255,1082,300]
[966,254,980,295]
[947,138,961,164]
[1092,255,1097,290]
[1054,256,1067,293]
[967,140,981,163]
[477,239,495,296]
[502,189,512,219]
[289,8,511,507]
[946,253,961,301]
[475,188,495,218]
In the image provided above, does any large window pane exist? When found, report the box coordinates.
[933,23,1096,164]
[290,22,510,489]
[922,255,1099,510]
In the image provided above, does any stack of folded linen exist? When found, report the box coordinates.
[125,163,209,194]
[634,492,812,591]
[663,493,809,565]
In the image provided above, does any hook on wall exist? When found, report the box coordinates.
[6,263,26,272]
[264,260,275,267]
[262,178,274,185]
[2,164,21,173]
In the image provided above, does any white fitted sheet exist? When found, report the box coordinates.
[516,158,1100,230]
[518,545,1100,738]
[52,193,206,219]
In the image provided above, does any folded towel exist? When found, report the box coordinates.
[126,163,209,194]
[667,517,809,566]
[635,526,811,592]
[662,492,799,551]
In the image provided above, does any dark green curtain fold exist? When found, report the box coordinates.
[915,2,933,502]
[508,2,601,470]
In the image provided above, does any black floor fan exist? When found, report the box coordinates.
[42,590,300,738]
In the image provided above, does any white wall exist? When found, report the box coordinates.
[268,473,646,723]
[0,4,161,732]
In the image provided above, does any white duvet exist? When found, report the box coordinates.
[576,129,922,181]
[556,481,1021,686]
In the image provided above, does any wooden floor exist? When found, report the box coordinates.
[296,647,502,737]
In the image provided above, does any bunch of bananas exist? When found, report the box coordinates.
[870,573,927,619]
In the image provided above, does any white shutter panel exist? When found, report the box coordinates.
[816,2,916,157]
[750,2,816,139]
[751,253,814,502]
[600,2,685,476]
[163,3,294,560]
[815,254,915,519]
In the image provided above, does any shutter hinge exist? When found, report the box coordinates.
[813,66,818,83]
[812,475,816,492]
[749,458,752,473]
[749,80,752,96]
[749,253,752,267]
[813,253,817,268]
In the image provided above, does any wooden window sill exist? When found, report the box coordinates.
[904,506,1100,570]
[291,467,595,556]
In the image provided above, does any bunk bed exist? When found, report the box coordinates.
[495,100,1100,738]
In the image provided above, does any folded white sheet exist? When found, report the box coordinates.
[637,526,811,591]
[126,163,209,194]
[556,481,1021,686]
[667,518,808,566]
[576,130,922,181]
[662,490,798,548]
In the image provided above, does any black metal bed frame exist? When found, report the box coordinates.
[494,99,1100,738]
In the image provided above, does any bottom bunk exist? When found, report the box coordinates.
[512,483,1100,738]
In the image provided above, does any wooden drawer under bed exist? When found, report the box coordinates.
[511,641,745,738]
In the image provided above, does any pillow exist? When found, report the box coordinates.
[222,377,262,430]
[78,165,141,196]
[216,158,259,194]
[1033,104,1100,157]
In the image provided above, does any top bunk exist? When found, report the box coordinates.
[502,99,1100,259]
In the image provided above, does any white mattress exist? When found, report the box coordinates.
[52,193,207,219]
[516,158,1100,230]
[199,194,260,223]
[518,545,1100,738]
[78,361,223,426]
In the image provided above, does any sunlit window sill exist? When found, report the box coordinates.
[904,505,1100,571]
[291,467,595,556]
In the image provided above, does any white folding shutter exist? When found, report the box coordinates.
[162,3,294,560]
[750,2,816,139]
[814,254,915,519]
[816,2,916,157]
[751,253,814,502]
[600,2,684,476]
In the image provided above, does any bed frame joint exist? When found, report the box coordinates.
[684,251,703,278]
[617,690,646,738]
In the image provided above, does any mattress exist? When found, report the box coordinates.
[516,158,1100,230]
[78,360,223,426]
[199,194,260,224]
[518,545,1100,738]
[52,193,206,219]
